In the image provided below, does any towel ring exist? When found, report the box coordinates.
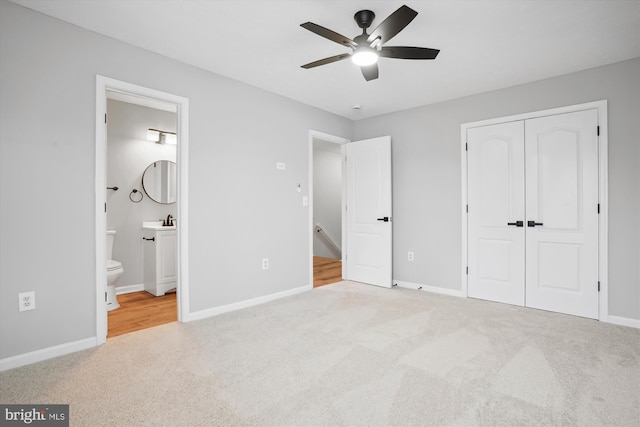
[129,189,143,203]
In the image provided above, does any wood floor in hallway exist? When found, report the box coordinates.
[313,256,342,288]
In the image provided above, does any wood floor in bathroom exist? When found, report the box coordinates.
[108,291,176,338]
[108,257,342,337]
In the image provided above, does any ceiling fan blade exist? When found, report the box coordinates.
[367,5,418,45]
[361,64,379,81]
[380,46,440,60]
[301,22,357,48]
[301,53,351,69]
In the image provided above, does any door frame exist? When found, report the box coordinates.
[308,130,350,287]
[95,76,190,344]
[460,100,608,321]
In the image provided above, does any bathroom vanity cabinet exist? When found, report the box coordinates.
[142,223,177,296]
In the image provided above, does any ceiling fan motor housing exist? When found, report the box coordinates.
[354,10,375,30]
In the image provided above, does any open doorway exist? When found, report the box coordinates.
[105,92,178,337]
[309,131,349,287]
[95,76,190,345]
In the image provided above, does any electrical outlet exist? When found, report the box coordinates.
[19,291,35,312]
[262,258,269,270]
[276,162,286,170]
[408,251,414,262]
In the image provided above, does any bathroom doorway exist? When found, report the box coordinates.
[95,76,190,344]
[106,92,177,337]
[309,131,349,287]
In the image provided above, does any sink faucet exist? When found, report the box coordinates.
[163,214,173,227]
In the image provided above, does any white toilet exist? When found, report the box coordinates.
[106,230,124,311]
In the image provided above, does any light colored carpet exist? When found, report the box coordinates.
[1,281,639,426]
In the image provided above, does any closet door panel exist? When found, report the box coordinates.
[524,109,599,319]
[467,121,525,306]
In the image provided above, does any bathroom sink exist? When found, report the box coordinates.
[142,220,176,230]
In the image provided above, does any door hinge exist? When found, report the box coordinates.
[466,204,468,213]
[466,266,469,275]
[597,203,600,214]
[105,291,107,302]
[597,126,600,136]
[105,113,107,124]
[104,202,107,213]
[597,281,600,292]
[465,143,468,151]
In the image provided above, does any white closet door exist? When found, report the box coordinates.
[467,121,525,306]
[524,110,599,319]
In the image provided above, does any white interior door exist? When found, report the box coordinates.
[345,136,392,288]
[467,122,525,305]
[525,110,599,318]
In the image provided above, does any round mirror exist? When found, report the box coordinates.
[142,160,177,204]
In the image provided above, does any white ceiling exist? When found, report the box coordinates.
[11,0,640,120]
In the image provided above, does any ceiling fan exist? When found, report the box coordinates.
[300,5,439,81]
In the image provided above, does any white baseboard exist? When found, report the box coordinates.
[394,281,639,328]
[184,284,312,322]
[394,280,464,298]
[116,284,144,295]
[0,337,96,372]
[607,315,640,329]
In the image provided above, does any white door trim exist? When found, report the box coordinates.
[95,76,190,343]
[308,130,350,287]
[461,100,608,321]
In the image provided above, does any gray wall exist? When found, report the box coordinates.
[313,140,342,259]
[106,99,177,288]
[1,1,638,363]
[353,58,640,320]
[0,1,352,359]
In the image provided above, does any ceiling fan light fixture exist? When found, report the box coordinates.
[300,5,437,81]
[351,47,378,66]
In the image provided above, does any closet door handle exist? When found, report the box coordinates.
[377,217,390,222]
[507,221,524,227]
[527,221,543,227]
